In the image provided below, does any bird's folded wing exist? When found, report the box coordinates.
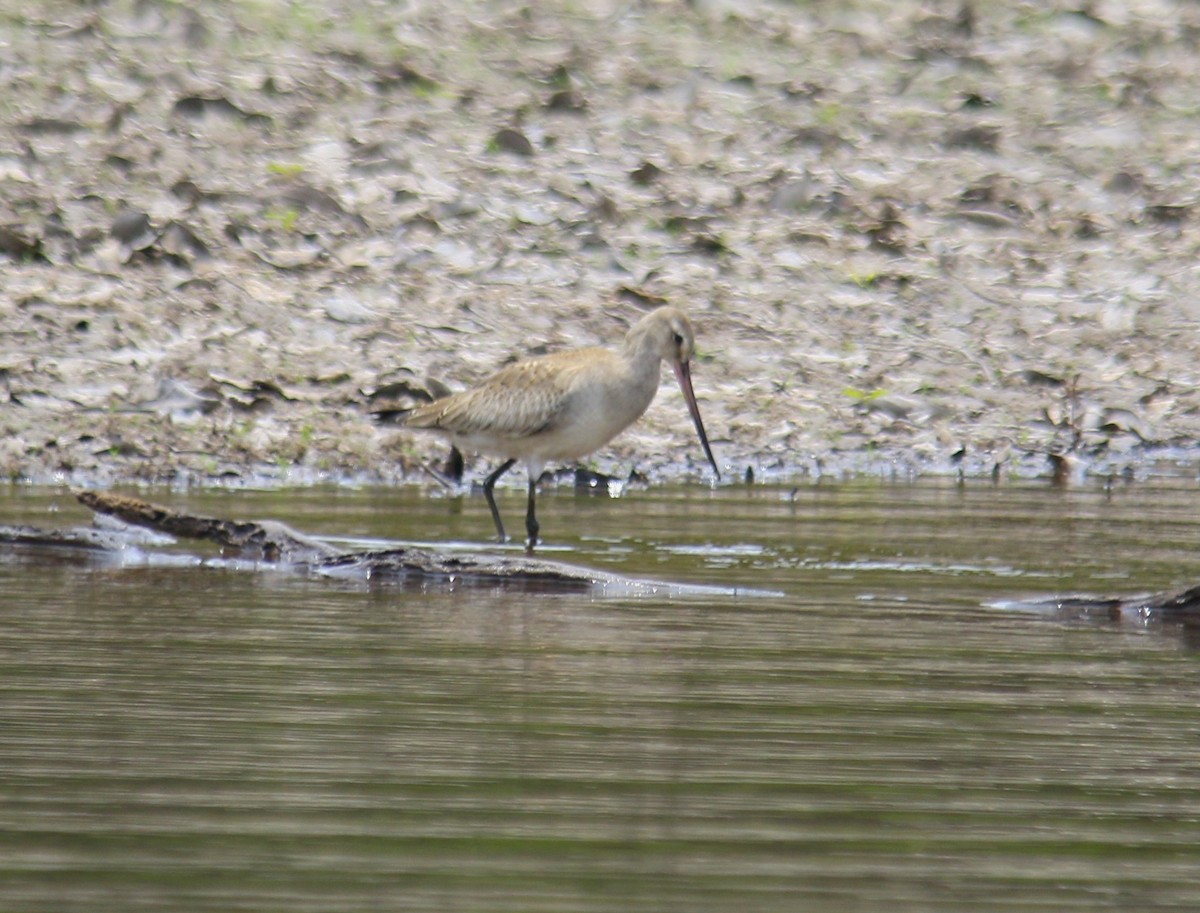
[404,357,579,440]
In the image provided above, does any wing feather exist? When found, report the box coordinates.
[403,352,589,441]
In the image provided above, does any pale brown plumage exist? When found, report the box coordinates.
[400,306,720,549]
[406,352,589,444]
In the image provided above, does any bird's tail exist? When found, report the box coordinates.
[366,377,446,426]
[369,406,415,426]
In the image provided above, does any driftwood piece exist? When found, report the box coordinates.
[0,490,758,595]
[317,549,615,592]
[75,490,338,563]
[993,585,1200,621]
[0,525,126,552]
[990,585,1200,648]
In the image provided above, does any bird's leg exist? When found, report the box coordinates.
[482,458,516,543]
[525,474,540,552]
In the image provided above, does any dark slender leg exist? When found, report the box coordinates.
[482,459,516,543]
[525,474,540,552]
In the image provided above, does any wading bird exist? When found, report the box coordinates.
[395,306,720,549]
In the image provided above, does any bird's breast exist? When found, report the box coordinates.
[530,357,660,461]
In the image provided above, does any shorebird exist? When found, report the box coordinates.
[394,306,720,549]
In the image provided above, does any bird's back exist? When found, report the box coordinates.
[404,349,597,436]
[403,345,659,463]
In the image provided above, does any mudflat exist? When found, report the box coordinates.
[3,1,1199,487]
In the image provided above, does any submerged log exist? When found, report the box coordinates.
[990,585,1200,648]
[0,490,754,595]
[0,524,127,552]
[75,490,338,563]
[992,585,1200,622]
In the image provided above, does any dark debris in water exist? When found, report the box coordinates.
[1,491,759,596]
[991,585,1200,648]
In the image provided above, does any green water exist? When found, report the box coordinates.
[2,478,1200,912]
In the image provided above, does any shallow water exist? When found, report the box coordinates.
[3,477,1200,912]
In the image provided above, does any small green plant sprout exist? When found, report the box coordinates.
[842,387,887,404]
[265,206,300,232]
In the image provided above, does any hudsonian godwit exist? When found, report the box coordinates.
[396,306,720,549]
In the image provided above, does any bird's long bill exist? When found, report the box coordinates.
[673,360,720,481]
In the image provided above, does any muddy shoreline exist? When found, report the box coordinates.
[4,2,1200,491]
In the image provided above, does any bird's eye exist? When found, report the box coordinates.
[672,332,684,347]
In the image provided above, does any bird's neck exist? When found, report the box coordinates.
[620,326,662,371]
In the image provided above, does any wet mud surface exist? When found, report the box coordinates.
[4,1,1200,489]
